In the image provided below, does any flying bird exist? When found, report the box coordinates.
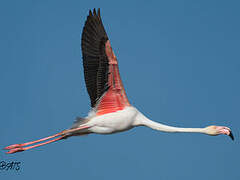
[4,9,234,154]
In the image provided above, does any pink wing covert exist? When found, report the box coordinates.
[96,40,130,115]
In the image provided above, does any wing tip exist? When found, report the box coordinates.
[88,8,101,17]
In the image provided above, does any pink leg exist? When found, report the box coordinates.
[4,125,90,154]
[6,136,64,154]
[4,132,63,150]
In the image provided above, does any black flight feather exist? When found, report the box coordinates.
[81,8,110,108]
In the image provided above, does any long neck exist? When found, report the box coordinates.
[135,111,206,134]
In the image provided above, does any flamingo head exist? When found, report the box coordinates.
[204,125,234,140]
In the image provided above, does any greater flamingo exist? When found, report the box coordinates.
[4,8,234,154]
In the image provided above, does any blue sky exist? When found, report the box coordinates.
[0,0,239,179]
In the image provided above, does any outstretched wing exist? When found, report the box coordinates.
[81,8,130,115]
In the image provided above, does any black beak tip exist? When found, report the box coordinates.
[229,131,234,141]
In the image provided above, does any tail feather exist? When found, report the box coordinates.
[71,117,89,129]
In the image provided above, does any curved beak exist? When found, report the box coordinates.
[229,131,234,141]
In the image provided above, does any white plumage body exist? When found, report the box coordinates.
[86,106,139,134]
